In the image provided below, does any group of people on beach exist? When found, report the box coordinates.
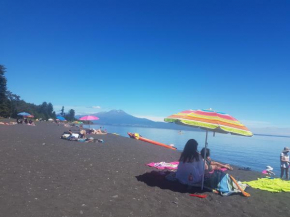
[175,139,233,186]
[16,118,34,125]
[61,127,107,143]
[175,139,290,187]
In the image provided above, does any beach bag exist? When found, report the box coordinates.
[205,171,249,196]
[61,134,70,139]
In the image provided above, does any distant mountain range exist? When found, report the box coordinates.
[75,110,200,131]
[75,110,290,137]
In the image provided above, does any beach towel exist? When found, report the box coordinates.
[243,178,290,193]
[147,162,229,171]
[147,162,179,170]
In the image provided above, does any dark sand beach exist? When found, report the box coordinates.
[0,122,289,217]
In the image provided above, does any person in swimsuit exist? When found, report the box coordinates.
[201,148,233,172]
[280,147,290,179]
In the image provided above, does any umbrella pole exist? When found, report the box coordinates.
[201,130,208,190]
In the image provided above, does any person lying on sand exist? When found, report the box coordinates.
[201,148,233,171]
[91,129,107,135]
[61,130,79,140]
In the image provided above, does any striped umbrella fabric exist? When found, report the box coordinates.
[165,109,252,137]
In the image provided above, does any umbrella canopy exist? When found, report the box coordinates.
[79,115,99,121]
[79,115,99,128]
[164,109,253,189]
[73,121,83,124]
[164,109,252,136]
[56,116,66,121]
[17,112,31,116]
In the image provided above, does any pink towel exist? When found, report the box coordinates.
[147,161,179,170]
[147,162,229,171]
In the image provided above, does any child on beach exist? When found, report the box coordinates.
[280,147,290,179]
[201,148,233,172]
[262,166,275,177]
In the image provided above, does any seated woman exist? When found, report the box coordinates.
[79,130,86,139]
[175,139,205,185]
[201,148,233,172]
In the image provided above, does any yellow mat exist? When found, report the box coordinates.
[243,178,290,193]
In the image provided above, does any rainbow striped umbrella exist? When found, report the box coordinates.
[164,109,253,189]
[164,109,253,137]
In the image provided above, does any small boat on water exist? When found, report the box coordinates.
[128,132,176,150]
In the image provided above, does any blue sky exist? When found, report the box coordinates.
[1,0,290,130]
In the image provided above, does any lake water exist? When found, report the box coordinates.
[86,124,290,173]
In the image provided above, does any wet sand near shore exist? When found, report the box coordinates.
[0,122,289,217]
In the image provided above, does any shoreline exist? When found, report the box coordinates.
[0,122,289,216]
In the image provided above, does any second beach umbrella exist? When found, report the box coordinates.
[56,116,66,121]
[18,112,31,116]
[164,108,253,189]
[79,115,99,128]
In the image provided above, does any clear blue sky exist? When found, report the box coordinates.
[1,0,290,129]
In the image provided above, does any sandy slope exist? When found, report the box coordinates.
[0,122,289,217]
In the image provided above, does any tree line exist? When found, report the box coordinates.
[0,65,75,121]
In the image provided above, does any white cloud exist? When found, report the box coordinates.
[134,115,165,122]
[92,106,101,109]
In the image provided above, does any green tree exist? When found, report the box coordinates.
[0,65,57,119]
[66,109,75,121]
[6,91,21,117]
[39,102,48,120]
[0,65,10,117]
[47,103,53,118]
[61,106,65,116]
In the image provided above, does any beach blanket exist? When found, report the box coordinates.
[243,178,290,193]
[147,162,179,170]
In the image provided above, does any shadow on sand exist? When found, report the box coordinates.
[136,171,211,194]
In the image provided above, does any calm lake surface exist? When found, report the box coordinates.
[86,124,290,173]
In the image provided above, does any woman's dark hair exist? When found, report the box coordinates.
[201,148,210,159]
[179,139,199,163]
